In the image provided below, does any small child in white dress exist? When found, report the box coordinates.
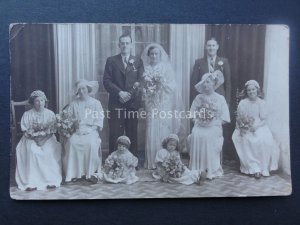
[101,136,139,184]
[152,134,204,185]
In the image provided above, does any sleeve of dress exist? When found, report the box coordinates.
[155,149,168,163]
[259,99,268,120]
[189,95,201,120]
[20,111,30,132]
[94,100,104,128]
[129,153,138,167]
[220,96,230,123]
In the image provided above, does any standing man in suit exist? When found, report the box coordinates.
[103,34,144,156]
[190,37,231,105]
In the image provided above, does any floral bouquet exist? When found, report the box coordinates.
[56,110,77,138]
[143,67,167,107]
[195,97,218,125]
[103,156,124,180]
[236,113,255,136]
[26,121,54,138]
[161,153,185,180]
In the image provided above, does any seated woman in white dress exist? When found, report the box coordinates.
[15,90,62,191]
[232,80,279,179]
[101,136,139,184]
[152,134,202,185]
[188,71,230,179]
[63,80,104,183]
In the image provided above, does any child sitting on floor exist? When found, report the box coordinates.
[152,134,205,185]
[101,136,139,184]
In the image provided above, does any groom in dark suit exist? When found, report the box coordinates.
[103,34,144,156]
[190,37,231,105]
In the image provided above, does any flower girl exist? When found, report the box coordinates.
[152,134,203,185]
[101,136,139,184]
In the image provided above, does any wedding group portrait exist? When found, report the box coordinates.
[9,23,291,199]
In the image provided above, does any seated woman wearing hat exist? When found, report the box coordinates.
[15,90,62,191]
[101,136,139,184]
[63,79,104,183]
[188,70,230,179]
[232,80,279,179]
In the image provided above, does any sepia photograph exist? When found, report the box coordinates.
[9,23,291,199]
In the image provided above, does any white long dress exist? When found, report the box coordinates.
[232,98,279,176]
[189,92,230,179]
[143,62,182,169]
[152,149,200,185]
[15,108,62,190]
[63,97,104,182]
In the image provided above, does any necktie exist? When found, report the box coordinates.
[123,57,128,68]
[209,57,214,72]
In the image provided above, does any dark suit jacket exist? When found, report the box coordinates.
[190,56,231,105]
[103,54,144,110]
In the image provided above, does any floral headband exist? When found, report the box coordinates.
[29,90,47,101]
[245,80,260,89]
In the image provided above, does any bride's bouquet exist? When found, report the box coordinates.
[236,113,255,136]
[161,153,185,180]
[143,66,167,107]
[26,121,55,138]
[56,110,77,138]
[195,97,218,125]
[103,155,124,180]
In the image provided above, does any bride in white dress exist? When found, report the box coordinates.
[141,43,183,169]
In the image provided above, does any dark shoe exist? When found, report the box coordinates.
[47,185,57,190]
[25,187,37,191]
[254,172,261,179]
[87,175,98,184]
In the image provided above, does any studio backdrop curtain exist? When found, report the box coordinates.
[169,24,206,132]
[53,23,169,150]
[264,25,290,175]
[205,24,266,160]
[10,24,57,111]
[53,24,98,111]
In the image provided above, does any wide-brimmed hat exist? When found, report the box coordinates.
[74,79,99,96]
[194,70,224,93]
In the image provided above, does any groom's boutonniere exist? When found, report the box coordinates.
[128,59,137,71]
[217,60,224,71]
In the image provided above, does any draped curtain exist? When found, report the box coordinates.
[53,23,169,150]
[169,24,206,132]
[10,24,57,111]
[264,25,290,175]
[53,24,97,111]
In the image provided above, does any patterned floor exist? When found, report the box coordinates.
[10,160,291,200]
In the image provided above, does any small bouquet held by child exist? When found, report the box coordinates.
[103,156,124,180]
[56,110,77,138]
[161,152,185,181]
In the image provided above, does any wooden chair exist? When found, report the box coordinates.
[10,100,31,186]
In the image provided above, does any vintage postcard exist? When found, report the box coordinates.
[9,23,291,199]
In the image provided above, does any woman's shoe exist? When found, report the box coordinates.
[254,172,261,179]
[87,175,98,184]
[47,185,57,190]
[25,187,37,191]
